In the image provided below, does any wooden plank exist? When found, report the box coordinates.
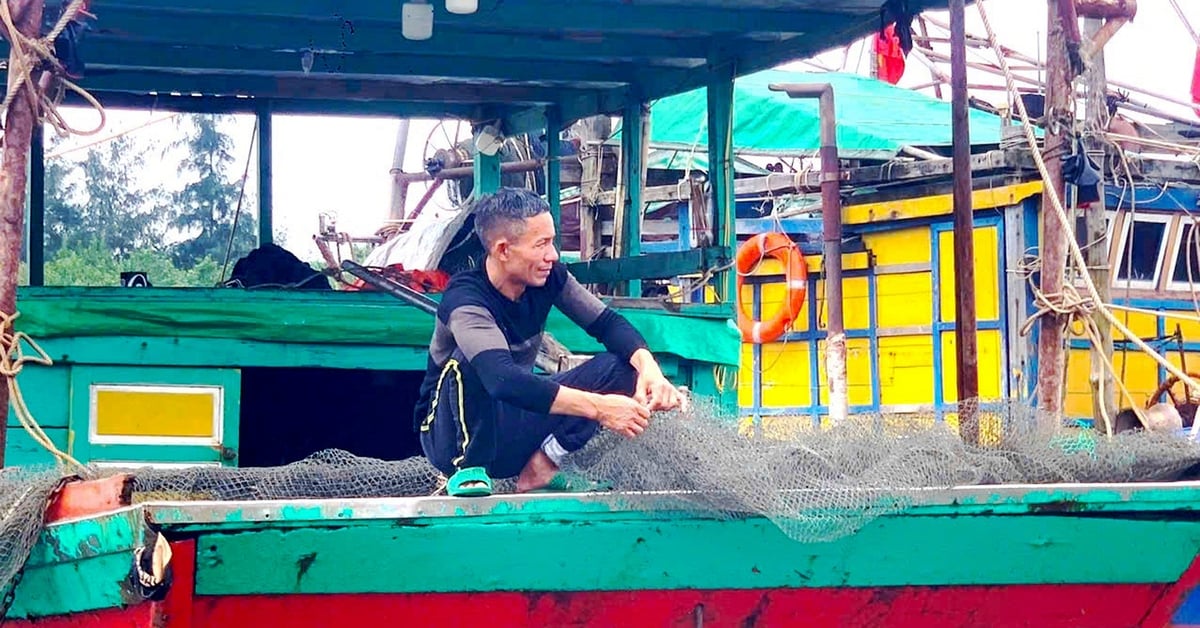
[597,150,1021,206]
[9,508,148,619]
[192,512,1200,595]
[566,247,731,284]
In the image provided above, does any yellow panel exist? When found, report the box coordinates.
[843,181,1043,225]
[940,331,1004,402]
[876,273,934,328]
[94,388,217,438]
[878,335,935,406]
[843,277,870,330]
[863,228,932,266]
[1110,311,1158,341]
[815,338,874,407]
[1064,347,1098,419]
[757,280,810,333]
[760,341,812,408]
[1164,312,1200,343]
[937,226,1000,322]
[737,344,755,408]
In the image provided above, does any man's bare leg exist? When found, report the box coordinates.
[515,449,558,492]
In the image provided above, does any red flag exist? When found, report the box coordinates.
[874,23,907,85]
[1192,47,1200,117]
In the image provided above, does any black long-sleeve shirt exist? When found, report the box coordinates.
[412,262,648,430]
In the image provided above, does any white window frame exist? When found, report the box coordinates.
[1167,217,1200,292]
[1112,212,1174,291]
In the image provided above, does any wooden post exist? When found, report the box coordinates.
[1083,17,1116,429]
[950,0,980,443]
[473,132,501,197]
[616,97,647,297]
[256,101,273,246]
[706,60,736,306]
[1037,0,1073,418]
[389,119,412,221]
[28,120,43,286]
[576,116,610,262]
[0,0,47,467]
[545,106,562,251]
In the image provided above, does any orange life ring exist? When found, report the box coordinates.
[736,232,808,343]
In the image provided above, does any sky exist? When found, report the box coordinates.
[47,0,1200,263]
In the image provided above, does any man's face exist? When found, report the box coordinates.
[495,212,559,288]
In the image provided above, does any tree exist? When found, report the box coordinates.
[43,134,166,260]
[167,114,257,269]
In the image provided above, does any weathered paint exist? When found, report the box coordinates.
[8,508,145,619]
[192,511,1200,595]
[840,181,1043,226]
[180,585,1163,627]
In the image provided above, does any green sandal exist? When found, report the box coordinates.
[447,467,493,497]
[532,472,613,494]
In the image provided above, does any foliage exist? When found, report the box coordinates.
[39,113,258,286]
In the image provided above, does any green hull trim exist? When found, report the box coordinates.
[7,508,147,619]
[191,509,1200,595]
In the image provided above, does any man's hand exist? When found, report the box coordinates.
[635,370,685,412]
[629,349,685,412]
[594,394,651,438]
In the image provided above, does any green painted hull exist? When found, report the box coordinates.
[9,482,1200,625]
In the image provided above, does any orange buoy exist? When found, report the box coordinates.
[736,232,808,343]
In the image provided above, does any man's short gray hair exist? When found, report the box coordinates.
[472,187,550,249]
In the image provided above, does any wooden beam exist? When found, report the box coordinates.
[950,0,980,443]
[96,0,837,35]
[1037,1,1073,419]
[88,8,713,64]
[546,106,563,251]
[47,39,664,87]
[566,247,731,284]
[597,150,1020,206]
[1084,17,1116,429]
[68,70,613,106]
[706,59,736,306]
[0,0,46,467]
[29,122,44,287]
[256,102,273,246]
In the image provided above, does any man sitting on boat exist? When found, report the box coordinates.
[413,187,685,497]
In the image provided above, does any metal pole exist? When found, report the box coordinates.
[1037,0,1072,418]
[950,0,979,443]
[0,0,47,467]
[768,82,847,422]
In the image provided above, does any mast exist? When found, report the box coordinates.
[1083,16,1116,431]
[1036,0,1075,418]
[950,0,980,443]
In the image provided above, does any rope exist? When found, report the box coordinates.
[0,312,86,472]
[977,0,1200,437]
[0,0,104,138]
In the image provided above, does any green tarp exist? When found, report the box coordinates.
[625,69,1014,160]
[14,288,740,367]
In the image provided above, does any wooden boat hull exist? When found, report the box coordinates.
[9,481,1200,627]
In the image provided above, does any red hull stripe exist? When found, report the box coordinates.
[5,583,1185,627]
[186,586,1166,628]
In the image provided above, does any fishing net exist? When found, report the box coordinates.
[3,397,1200,618]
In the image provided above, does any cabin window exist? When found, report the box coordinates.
[1169,220,1200,291]
[40,106,260,287]
[1113,213,1172,290]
